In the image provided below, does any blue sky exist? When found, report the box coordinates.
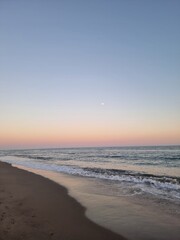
[0,0,180,148]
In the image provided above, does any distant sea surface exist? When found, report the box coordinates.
[0,146,180,203]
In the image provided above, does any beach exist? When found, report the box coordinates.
[0,147,180,240]
[0,161,126,240]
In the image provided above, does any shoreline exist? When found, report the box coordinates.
[0,161,127,240]
[1,159,180,240]
[13,165,180,240]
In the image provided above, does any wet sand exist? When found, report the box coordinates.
[0,162,127,240]
[16,166,180,240]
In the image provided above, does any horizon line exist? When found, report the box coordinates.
[0,144,180,151]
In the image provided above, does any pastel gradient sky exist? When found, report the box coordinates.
[0,0,180,149]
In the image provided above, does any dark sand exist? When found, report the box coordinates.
[0,162,127,240]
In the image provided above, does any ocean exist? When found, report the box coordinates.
[0,146,179,202]
[0,146,180,240]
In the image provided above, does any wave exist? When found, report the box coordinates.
[13,154,53,161]
[80,168,180,201]
[0,156,180,201]
[81,168,180,200]
[6,153,180,166]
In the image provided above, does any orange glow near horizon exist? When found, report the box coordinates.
[1,119,180,149]
[1,106,180,149]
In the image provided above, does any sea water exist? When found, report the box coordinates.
[0,146,180,239]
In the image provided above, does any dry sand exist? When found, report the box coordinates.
[0,162,127,240]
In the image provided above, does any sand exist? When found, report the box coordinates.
[0,162,127,240]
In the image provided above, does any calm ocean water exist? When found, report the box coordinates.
[0,146,180,203]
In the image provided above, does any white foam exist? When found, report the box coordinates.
[1,156,180,201]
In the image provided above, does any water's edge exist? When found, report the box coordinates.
[9,163,180,240]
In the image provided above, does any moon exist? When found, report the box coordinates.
[101,102,105,106]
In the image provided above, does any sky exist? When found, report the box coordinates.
[0,0,180,149]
